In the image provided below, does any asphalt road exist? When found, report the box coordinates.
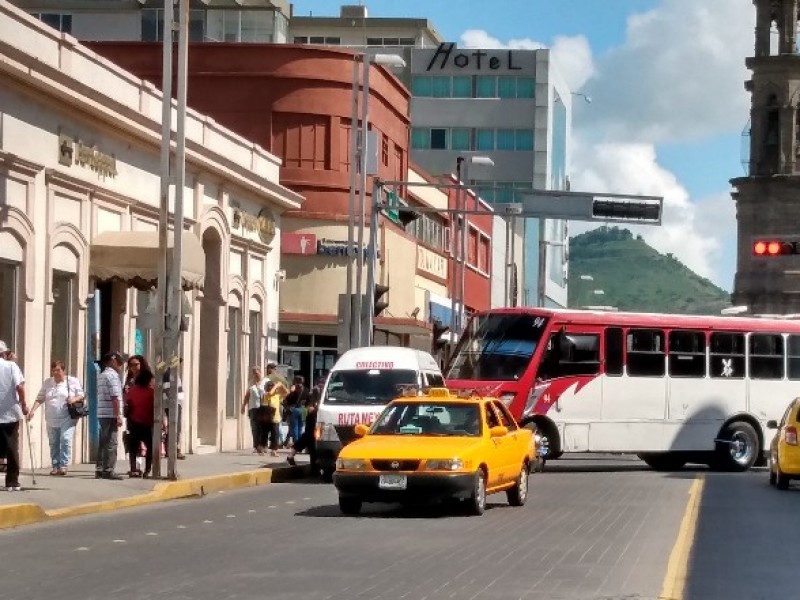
[1,455,794,600]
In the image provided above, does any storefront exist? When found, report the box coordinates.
[0,5,302,465]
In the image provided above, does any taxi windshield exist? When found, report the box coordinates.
[370,402,481,437]
[324,369,417,406]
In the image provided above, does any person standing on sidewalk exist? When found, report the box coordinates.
[124,355,155,478]
[240,366,266,454]
[27,360,84,476]
[286,392,319,471]
[0,340,26,491]
[283,376,309,449]
[264,379,288,457]
[96,351,125,480]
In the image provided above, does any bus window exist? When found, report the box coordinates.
[549,333,600,377]
[710,332,745,379]
[668,330,706,377]
[788,335,800,380]
[605,327,623,376]
[627,329,665,377]
[749,334,784,380]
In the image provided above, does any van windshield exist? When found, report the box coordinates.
[324,369,418,406]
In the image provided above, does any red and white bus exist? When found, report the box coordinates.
[444,307,800,471]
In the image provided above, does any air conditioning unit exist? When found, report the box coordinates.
[340,5,368,18]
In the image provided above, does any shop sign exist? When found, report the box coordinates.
[233,206,276,244]
[425,42,523,72]
[282,233,376,259]
[58,133,118,179]
[417,246,448,279]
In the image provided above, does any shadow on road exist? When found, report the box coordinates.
[295,499,510,519]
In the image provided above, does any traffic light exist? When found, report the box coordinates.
[753,239,797,256]
[397,207,420,227]
[374,283,390,317]
[432,319,450,354]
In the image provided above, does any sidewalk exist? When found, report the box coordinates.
[0,449,310,530]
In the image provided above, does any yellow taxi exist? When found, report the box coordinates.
[767,397,800,490]
[332,388,536,516]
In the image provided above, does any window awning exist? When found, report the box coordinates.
[90,230,205,290]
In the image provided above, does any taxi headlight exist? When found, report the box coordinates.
[336,458,368,470]
[425,458,467,471]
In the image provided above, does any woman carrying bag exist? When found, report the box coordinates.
[27,360,85,476]
[124,355,155,478]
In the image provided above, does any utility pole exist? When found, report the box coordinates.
[152,0,174,480]
[344,55,360,354]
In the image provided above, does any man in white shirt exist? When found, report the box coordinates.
[0,340,27,491]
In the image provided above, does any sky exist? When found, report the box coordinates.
[292,0,754,292]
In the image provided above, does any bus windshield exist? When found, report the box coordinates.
[446,313,549,381]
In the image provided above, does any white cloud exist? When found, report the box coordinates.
[458,0,753,290]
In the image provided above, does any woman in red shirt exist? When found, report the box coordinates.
[124,355,155,478]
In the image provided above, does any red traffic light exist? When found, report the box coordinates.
[753,239,796,256]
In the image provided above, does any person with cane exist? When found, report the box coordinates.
[0,340,27,491]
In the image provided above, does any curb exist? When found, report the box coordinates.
[0,464,309,531]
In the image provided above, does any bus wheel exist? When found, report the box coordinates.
[715,421,759,472]
[637,452,686,471]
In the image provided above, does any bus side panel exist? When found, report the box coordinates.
[666,377,742,451]
[595,375,667,451]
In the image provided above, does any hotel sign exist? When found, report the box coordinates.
[425,42,523,71]
[58,133,118,179]
[417,246,448,280]
[233,207,276,244]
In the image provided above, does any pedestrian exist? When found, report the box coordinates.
[264,379,288,457]
[96,350,125,480]
[283,375,309,449]
[27,360,85,476]
[286,392,319,470]
[0,340,27,491]
[266,362,288,387]
[124,355,155,478]
[240,366,266,454]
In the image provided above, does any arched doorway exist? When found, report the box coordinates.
[198,228,222,446]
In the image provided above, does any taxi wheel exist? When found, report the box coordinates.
[339,495,362,515]
[768,457,777,486]
[776,465,791,490]
[467,470,487,516]
[507,462,529,507]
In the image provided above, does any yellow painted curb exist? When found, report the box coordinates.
[0,465,307,530]
[660,475,704,600]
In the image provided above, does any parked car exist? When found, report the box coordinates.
[333,387,536,516]
[767,397,800,489]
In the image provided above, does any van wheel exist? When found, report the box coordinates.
[338,496,362,515]
[467,470,487,516]
[507,462,529,507]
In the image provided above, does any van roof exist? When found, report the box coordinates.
[331,346,441,372]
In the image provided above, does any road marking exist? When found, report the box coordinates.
[248,509,256,513]
[660,475,704,600]
[268,505,277,509]
[146,532,158,536]
[285,501,295,505]
[176,525,187,529]
[75,547,90,551]
[113,539,126,544]
[226,514,236,518]
[203,520,213,524]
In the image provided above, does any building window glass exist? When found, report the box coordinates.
[476,76,496,98]
[141,9,204,41]
[451,128,471,151]
[498,77,517,98]
[476,129,494,151]
[411,128,430,150]
[496,129,515,150]
[36,13,72,34]
[430,77,451,98]
[478,237,490,273]
[517,77,535,98]
[367,37,382,46]
[412,76,432,96]
[0,261,18,353]
[430,128,448,150]
[293,36,308,44]
[225,306,241,417]
[516,129,534,150]
[452,76,472,98]
[51,272,74,372]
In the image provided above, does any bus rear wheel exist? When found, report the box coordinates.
[714,421,759,472]
[637,452,686,471]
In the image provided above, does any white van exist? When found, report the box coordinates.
[316,346,444,480]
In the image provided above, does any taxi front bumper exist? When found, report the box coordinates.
[333,471,476,502]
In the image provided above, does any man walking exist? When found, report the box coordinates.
[96,351,124,480]
[0,340,27,491]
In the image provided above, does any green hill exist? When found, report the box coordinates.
[567,227,731,315]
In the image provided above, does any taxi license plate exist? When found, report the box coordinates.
[378,474,407,490]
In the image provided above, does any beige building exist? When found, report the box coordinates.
[0,3,302,466]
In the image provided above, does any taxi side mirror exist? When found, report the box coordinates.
[489,425,508,438]
[354,423,370,437]
[766,420,778,430]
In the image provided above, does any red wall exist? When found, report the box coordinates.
[88,43,411,221]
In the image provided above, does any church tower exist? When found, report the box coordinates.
[732,0,800,314]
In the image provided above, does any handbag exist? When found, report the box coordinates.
[66,378,89,419]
